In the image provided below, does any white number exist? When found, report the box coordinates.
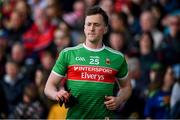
[89,58,99,65]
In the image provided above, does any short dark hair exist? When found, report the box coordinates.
[86,6,109,26]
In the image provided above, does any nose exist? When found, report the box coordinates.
[90,25,95,31]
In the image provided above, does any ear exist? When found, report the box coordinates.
[104,26,108,34]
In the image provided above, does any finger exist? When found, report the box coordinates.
[105,96,113,100]
[106,104,116,110]
[104,98,114,105]
[106,102,115,107]
[62,93,70,102]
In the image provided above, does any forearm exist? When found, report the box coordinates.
[44,83,58,101]
[44,72,63,101]
[117,79,132,104]
[117,84,132,103]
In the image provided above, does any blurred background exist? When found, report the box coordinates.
[0,0,179,119]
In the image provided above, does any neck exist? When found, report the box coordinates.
[85,40,103,49]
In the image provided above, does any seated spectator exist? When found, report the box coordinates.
[63,0,85,30]
[10,43,36,80]
[99,0,114,18]
[22,7,55,55]
[34,67,54,118]
[0,59,29,117]
[159,15,180,65]
[11,83,44,118]
[144,66,175,119]
[14,0,33,30]
[139,10,163,49]
[109,31,128,53]
[3,10,28,46]
[118,57,145,119]
[137,32,158,92]
[110,12,132,43]
[53,30,72,53]
[45,0,62,26]
[170,71,180,118]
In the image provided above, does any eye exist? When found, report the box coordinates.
[86,23,91,26]
[94,23,100,26]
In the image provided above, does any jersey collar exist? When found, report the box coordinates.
[83,43,105,52]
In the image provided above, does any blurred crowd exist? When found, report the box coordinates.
[0,0,179,119]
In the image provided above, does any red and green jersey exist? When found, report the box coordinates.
[52,43,128,119]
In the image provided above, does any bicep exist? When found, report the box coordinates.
[47,72,65,88]
[116,76,130,88]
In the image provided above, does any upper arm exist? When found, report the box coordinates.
[46,72,64,88]
[52,50,68,76]
[116,56,128,79]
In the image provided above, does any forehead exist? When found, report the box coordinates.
[85,14,104,24]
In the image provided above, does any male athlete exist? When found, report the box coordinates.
[44,6,132,119]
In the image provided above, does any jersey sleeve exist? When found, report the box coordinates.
[116,56,128,79]
[52,50,68,76]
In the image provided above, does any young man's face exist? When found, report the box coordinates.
[84,14,107,43]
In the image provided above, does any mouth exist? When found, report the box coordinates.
[88,33,96,36]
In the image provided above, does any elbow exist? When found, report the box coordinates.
[44,84,48,97]
[126,80,133,97]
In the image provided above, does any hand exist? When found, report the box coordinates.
[104,96,123,110]
[54,89,70,102]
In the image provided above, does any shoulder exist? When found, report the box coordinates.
[62,44,83,53]
[104,46,124,58]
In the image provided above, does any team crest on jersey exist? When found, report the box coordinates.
[105,58,110,65]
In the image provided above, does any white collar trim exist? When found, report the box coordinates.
[83,43,105,52]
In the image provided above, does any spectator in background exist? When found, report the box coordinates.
[138,32,157,93]
[148,63,164,93]
[110,12,132,43]
[84,0,99,8]
[10,43,35,80]
[159,15,180,65]
[109,31,128,53]
[11,83,44,118]
[139,10,163,49]
[14,0,33,31]
[63,0,85,31]
[53,30,72,53]
[0,60,29,117]
[39,51,55,76]
[99,0,114,18]
[37,51,56,110]
[34,67,54,118]
[170,70,180,118]
[11,43,26,69]
[150,3,165,31]
[3,11,25,46]
[45,0,62,26]
[22,7,55,56]
[171,81,180,118]
[144,66,175,119]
